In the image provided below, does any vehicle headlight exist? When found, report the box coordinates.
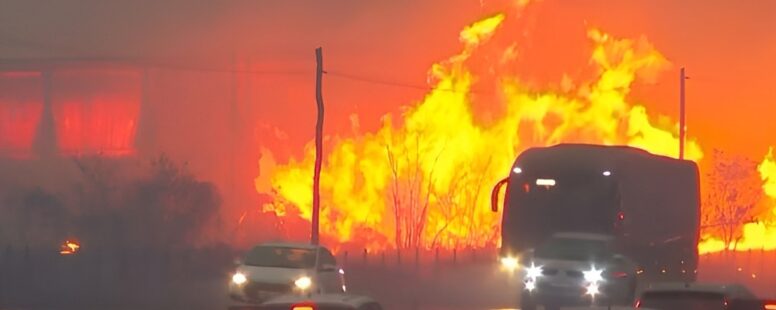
[525,262,543,280]
[500,256,519,271]
[294,276,312,290]
[232,272,247,285]
[585,281,600,296]
[524,279,536,292]
[583,266,604,283]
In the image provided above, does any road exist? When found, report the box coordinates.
[3,252,776,309]
[0,261,520,310]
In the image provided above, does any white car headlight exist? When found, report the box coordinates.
[525,262,543,280]
[232,272,247,285]
[583,266,604,283]
[500,256,519,271]
[294,276,312,290]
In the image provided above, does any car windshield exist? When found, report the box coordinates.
[639,291,727,310]
[534,237,610,261]
[244,246,316,269]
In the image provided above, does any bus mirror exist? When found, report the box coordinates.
[491,177,509,213]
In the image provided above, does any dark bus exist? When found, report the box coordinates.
[492,144,700,281]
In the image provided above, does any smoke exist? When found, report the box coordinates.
[0,154,222,252]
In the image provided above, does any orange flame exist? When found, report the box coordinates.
[59,240,81,255]
[257,11,711,251]
[698,148,776,254]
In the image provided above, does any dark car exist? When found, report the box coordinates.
[635,282,767,310]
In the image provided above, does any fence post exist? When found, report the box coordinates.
[760,246,765,284]
[748,248,753,281]
[363,248,368,266]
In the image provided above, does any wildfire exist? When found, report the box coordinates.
[59,240,81,255]
[257,9,713,251]
[698,148,776,254]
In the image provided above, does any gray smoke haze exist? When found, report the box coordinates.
[0,155,221,250]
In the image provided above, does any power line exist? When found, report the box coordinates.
[325,70,496,96]
[122,58,311,75]
[1,33,498,92]
[0,33,310,75]
[0,56,311,76]
[326,70,435,92]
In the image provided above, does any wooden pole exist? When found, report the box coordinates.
[312,47,324,245]
[679,67,686,159]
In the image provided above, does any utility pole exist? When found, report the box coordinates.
[312,47,324,245]
[679,67,687,160]
[230,52,238,220]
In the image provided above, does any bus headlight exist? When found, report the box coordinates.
[500,256,519,271]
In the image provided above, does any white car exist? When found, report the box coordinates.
[258,293,383,310]
[519,232,640,310]
[635,282,767,310]
[229,242,346,304]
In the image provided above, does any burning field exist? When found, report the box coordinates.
[255,3,776,254]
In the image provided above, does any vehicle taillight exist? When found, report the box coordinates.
[617,211,625,221]
[292,303,315,310]
[611,271,628,278]
[634,299,641,308]
[764,303,776,310]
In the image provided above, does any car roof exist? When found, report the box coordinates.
[552,232,615,241]
[254,242,327,250]
[262,293,378,307]
[641,282,757,299]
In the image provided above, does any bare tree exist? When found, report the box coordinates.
[430,156,493,249]
[703,149,764,250]
[385,130,444,250]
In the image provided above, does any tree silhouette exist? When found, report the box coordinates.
[703,149,764,250]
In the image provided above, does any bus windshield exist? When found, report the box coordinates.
[503,169,620,250]
[534,237,611,262]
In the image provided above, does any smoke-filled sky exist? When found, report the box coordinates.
[1,0,774,158]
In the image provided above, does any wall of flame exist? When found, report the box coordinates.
[259,10,775,253]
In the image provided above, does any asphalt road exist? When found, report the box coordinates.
[0,262,522,310]
[3,254,776,310]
